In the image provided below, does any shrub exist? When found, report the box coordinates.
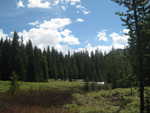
[8,72,20,95]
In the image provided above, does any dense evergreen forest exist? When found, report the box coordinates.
[0,0,150,113]
[0,32,135,88]
[0,1,149,91]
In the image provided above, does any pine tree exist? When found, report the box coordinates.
[19,37,27,81]
[46,47,52,78]
[11,32,20,73]
[112,0,150,112]
[42,49,49,81]
[25,40,35,82]
[1,38,12,80]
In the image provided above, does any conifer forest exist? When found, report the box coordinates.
[0,0,150,113]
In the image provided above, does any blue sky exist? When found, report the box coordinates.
[0,0,129,53]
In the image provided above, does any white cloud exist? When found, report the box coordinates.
[76,43,112,53]
[61,29,72,36]
[62,36,80,45]
[0,27,128,54]
[66,0,80,5]
[76,42,127,54]
[82,10,90,15]
[51,0,59,6]
[27,0,50,8]
[17,0,25,8]
[43,0,81,6]
[110,32,129,44]
[108,29,130,49]
[39,18,72,29]
[28,21,40,26]
[0,29,8,39]
[54,44,71,54]
[122,29,129,34]
[19,18,80,50]
[58,29,129,54]
[76,5,91,15]
[91,29,130,53]
[61,5,66,11]
[76,18,84,22]
[113,43,126,49]
[26,0,90,15]
[97,30,107,41]
[61,29,80,45]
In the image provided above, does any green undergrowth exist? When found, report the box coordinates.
[0,80,83,93]
[0,80,149,113]
[66,88,140,113]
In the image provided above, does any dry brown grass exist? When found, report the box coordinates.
[0,105,72,113]
[0,89,74,113]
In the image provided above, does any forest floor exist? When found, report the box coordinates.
[0,80,147,113]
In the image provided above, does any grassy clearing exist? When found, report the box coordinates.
[0,80,83,92]
[0,80,146,113]
[0,80,81,113]
[67,88,140,113]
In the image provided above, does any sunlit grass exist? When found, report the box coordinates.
[0,80,83,93]
[67,88,140,113]
[0,80,149,113]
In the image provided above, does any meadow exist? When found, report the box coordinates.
[0,80,144,113]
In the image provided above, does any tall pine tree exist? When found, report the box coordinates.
[112,0,150,112]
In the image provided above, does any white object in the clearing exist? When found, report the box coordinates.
[96,82,105,85]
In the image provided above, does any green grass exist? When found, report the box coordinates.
[0,80,83,92]
[67,88,140,113]
[0,80,148,113]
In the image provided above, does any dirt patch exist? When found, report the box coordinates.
[0,89,74,113]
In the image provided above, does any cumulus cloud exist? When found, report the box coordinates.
[76,18,84,22]
[76,29,130,53]
[0,29,8,39]
[60,29,80,45]
[39,18,72,29]
[109,29,130,49]
[76,42,127,54]
[110,31,129,44]
[28,21,40,26]
[112,43,126,49]
[50,28,129,54]
[75,43,112,53]
[65,0,80,5]
[122,29,129,34]
[48,0,80,6]
[27,0,51,8]
[97,30,107,41]
[17,0,25,8]
[62,36,80,45]
[0,27,129,54]
[25,0,90,15]
[18,18,80,50]
[61,29,72,36]
[93,29,130,53]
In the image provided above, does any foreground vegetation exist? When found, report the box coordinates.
[0,80,146,113]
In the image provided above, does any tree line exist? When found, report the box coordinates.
[0,1,149,92]
[0,32,135,88]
